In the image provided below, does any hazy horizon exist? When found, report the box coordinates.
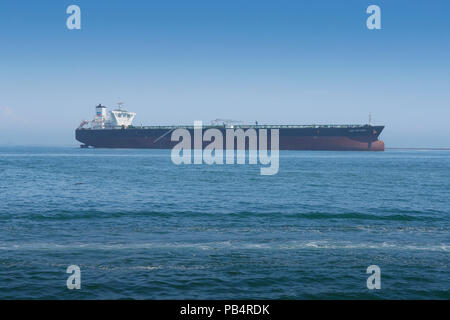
[1,0,449,148]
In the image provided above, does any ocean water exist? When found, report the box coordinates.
[0,146,448,299]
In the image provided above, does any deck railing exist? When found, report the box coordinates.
[78,124,371,130]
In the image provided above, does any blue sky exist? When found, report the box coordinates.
[0,0,449,147]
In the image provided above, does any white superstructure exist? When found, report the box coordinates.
[80,103,136,129]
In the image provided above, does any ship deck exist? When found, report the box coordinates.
[78,124,373,130]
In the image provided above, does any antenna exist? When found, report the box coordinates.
[368,113,372,125]
[117,99,124,110]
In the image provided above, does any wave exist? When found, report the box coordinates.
[6,208,442,222]
[0,240,447,252]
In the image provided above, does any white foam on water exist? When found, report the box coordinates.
[0,241,447,252]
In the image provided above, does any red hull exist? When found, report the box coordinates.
[278,137,385,151]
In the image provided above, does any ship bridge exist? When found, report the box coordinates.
[81,103,136,129]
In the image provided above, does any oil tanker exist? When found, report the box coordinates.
[75,104,385,151]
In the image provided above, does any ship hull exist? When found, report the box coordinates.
[76,126,385,151]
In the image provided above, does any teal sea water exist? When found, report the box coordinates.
[0,147,448,299]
